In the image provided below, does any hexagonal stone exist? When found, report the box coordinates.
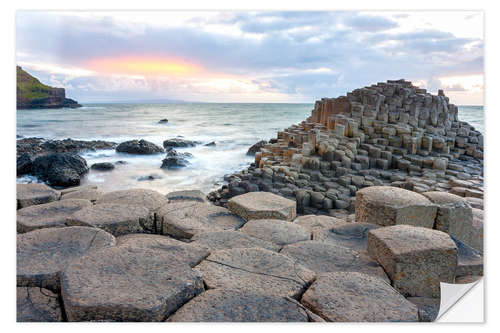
[228,192,297,221]
[470,208,483,253]
[239,219,311,247]
[17,199,92,233]
[312,222,380,252]
[355,186,437,228]
[168,289,320,322]
[196,247,315,298]
[157,202,245,239]
[464,196,483,210]
[367,225,457,297]
[96,189,169,232]
[61,247,204,321]
[17,287,63,322]
[190,230,280,252]
[422,191,473,245]
[61,188,103,202]
[301,272,418,322]
[293,214,346,233]
[17,183,60,209]
[116,233,210,267]
[453,237,483,278]
[166,190,207,203]
[406,297,440,322]
[17,226,115,291]
[66,203,151,236]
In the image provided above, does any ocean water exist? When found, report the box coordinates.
[16,103,484,194]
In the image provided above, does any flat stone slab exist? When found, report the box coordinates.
[355,186,437,228]
[66,203,151,236]
[196,247,316,298]
[312,222,380,252]
[61,246,204,321]
[158,202,245,239]
[166,190,207,203]
[239,219,311,247]
[60,185,98,195]
[228,192,297,221]
[17,226,116,291]
[280,241,389,283]
[191,230,280,252]
[17,183,60,209]
[96,189,169,232]
[116,233,210,267]
[293,214,346,233]
[61,188,103,202]
[367,225,457,297]
[168,289,314,322]
[301,272,418,322]
[17,287,63,322]
[407,297,440,322]
[422,191,473,245]
[17,199,92,233]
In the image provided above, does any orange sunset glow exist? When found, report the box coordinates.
[86,57,202,76]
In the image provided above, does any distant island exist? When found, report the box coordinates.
[16,66,81,109]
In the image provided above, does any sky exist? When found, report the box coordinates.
[16,11,484,104]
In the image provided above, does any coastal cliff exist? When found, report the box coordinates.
[16,66,81,109]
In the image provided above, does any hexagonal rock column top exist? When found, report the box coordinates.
[66,203,151,237]
[301,272,419,322]
[95,189,169,232]
[280,241,389,283]
[422,191,473,246]
[239,219,311,247]
[168,289,314,322]
[115,233,210,267]
[17,183,60,209]
[157,201,245,240]
[190,230,280,252]
[367,225,457,298]
[195,247,316,298]
[17,287,63,322]
[17,199,92,233]
[312,222,380,253]
[61,188,103,202]
[61,247,204,322]
[293,215,346,233]
[355,186,437,228]
[228,192,297,221]
[17,226,115,292]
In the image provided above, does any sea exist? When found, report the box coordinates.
[16,103,485,194]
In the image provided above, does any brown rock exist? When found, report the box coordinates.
[406,297,440,322]
[228,192,297,221]
[455,275,482,284]
[470,208,483,253]
[293,214,346,233]
[464,196,483,210]
[17,183,60,209]
[312,222,380,252]
[301,272,419,322]
[239,219,311,247]
[61,188,103,202]
[17,287,63,322]
[166,190,207,203]
[190,230,280,252]
[367,225,457,297]
[60,184,98,195]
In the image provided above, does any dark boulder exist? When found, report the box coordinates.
[116,139,164,155]
[246,140,267,155]
[204,141,216,147]
[158,119,169,124]
[91,162,115,171]
[32,153,89,187]
[161,149,192,169]
[163,138,200,148]
[17,137,116,156]
[17,153,34,176]
[138,174,163,181]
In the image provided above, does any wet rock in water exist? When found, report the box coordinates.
[280,240,389,283]
[161,149,192,169]
[355,186,437,228]
[17,183,60,209]
[246,140,267,155]
[166,189,207,203]
[32,152,89,187]
[228,192,297,221]
[204,141,216,146]
[116,234,210,267]
[168,289,314,322]
[301,272,419,322]
[66,203,152,237]
[114,160,127,165]
[239,219,311,247]
[91,162,115,171]
[116,139,164,155]
[17,137,116,156]
[163,138,200,148]
[195,247,315,298]
[312,222,380,253]
[406,297,440,322]
[17,287,63,322]
[61,188,103,202]
[293,214,346,233]
[191,230,280,252]
[61,247,204,322]
[137,174,163,181]
[367,225,457,297]
[158,118,169,124]
[17,226,115,292]
[17,152,34,176]
[17,199,92,233]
